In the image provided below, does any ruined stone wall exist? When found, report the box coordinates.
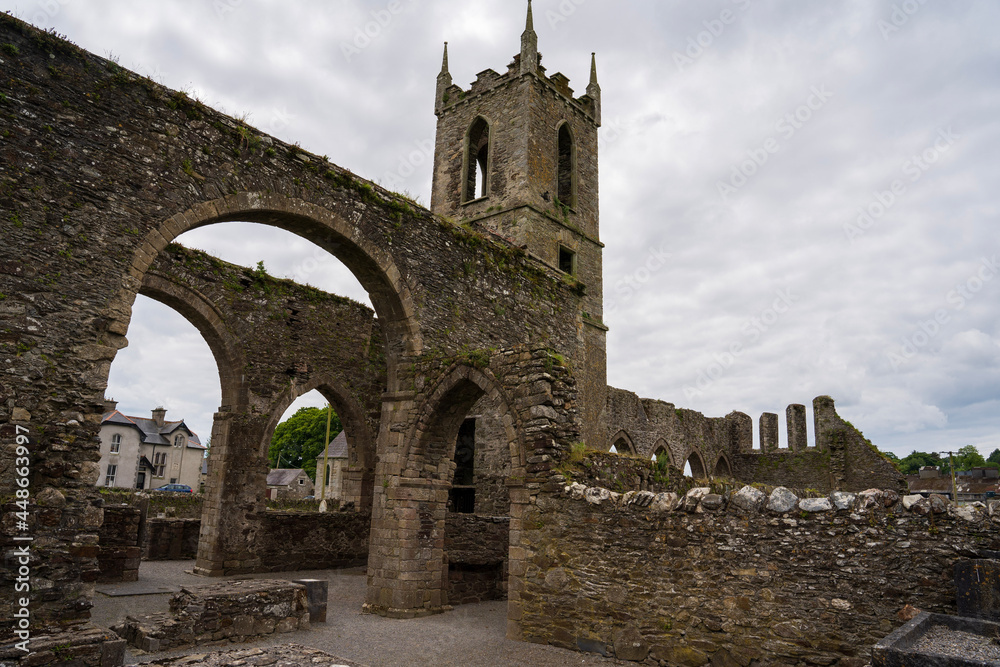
[253,511,370,572]
[144,517,200,561]
[445,513,509,605]
[96,504,141,583]
[0,13,590,630]
[468,392,512,516]
[515,483,1000,666]
[605,389,905,493]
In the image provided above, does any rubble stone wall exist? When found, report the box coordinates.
[445,513,509,604]
[515,484,1000,666]
[97,505,141,583]
[144,517,201,561]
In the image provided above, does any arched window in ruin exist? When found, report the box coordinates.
[557,122,576,207]
[651,440,669,465]
[684,450,707,480]
[610,430,636,456]
[464,117,491,202]
[715,454,732,478]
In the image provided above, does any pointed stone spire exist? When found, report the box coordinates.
[436,41,453,115]
[520,0,538,76]
[440,41,450,77]
[587,52,602,126]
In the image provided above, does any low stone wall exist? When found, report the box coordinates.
[144,517,201,560]
[515,484,1000,666]
[445,513,509,604]
[112,580,309,652]
[98,505,142,583]
[0,625,126,666]
[253,511,370,572]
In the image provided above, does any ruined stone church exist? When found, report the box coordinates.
[1,3,990,666]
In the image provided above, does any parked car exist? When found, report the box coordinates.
[158,483,193,493]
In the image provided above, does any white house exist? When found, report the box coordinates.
[98,401,206,491]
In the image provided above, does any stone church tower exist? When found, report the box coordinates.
[431,0,608,447]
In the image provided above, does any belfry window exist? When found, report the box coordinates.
[557,122,576,207]
[559,246,576,275]
[464,117,490,202]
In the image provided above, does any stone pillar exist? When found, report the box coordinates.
[194,410,269,576]
[726,412,753,453]
[786,404,807,452]
[759,413,779,451]
[813,396,838,451]
[506,481,530,641]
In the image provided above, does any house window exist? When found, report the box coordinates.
[558,246,576,275]
[110,434,122,454]
[298,479,305,485]
[105,464,117,487]
[170,478,177,484]
[557,123,576,207]
[154,452,167,477]
[173,434,184,448]
[463,117,490,202]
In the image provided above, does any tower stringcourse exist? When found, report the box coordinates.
[430,0,609,448]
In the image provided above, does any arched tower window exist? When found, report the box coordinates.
[557,122,576,207]
[464,117,491,202]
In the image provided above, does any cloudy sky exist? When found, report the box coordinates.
[7,0,999,460]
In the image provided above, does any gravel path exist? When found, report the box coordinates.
[91,560,632,667]
[912,624,1000,662]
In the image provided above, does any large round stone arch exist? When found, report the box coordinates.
[138,272,247,411]
[113,192,423,392]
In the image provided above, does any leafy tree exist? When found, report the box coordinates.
[988,448,1000,467]
[896,450,944,475]
[268,406,341,481]
[953,444,986,471]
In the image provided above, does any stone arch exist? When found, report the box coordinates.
[715,453,732,478]
[463,116,492,202]
[114,193,422,392]
[264,374,376,470]
[685,448,707,479]
[556,120,577,207]
[404,363,524,481]
[610,430,636,455]
[651,438,670,464]
[138,272,247,411]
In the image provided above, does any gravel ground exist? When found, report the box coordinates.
[91,560,632,667]
[912,624,1000,662]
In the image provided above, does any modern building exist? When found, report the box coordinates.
[98,400,206,491]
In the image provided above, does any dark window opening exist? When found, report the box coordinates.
[557,123,575,207]
[559,246,576,275]
[449,418,476,513]
[465,118,490,202]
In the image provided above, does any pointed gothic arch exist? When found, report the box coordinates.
[685,449,707,480]
[715,453,733,478]
[556,121,577,208]
[610,430,636,456]
[464,116,492,202]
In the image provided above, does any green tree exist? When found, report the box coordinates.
[896,450,944,475]
[268,406,342,481]
[987,448,1000,467]
[953,445,986,471]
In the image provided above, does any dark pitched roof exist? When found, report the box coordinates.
[267,469,308,487]
[322,431,349,459]
[101,410,205,450]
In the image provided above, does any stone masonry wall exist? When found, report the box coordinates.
[253,511,370,572]
[605,389,905,493]
[516,483,1000,666]
[445,513,509,605]
[144,518,200,561]
[97,504,141,582]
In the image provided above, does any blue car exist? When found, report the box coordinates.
[157,483,193,493]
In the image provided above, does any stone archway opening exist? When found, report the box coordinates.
[684,450,707,480]
[715,454,732,478]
